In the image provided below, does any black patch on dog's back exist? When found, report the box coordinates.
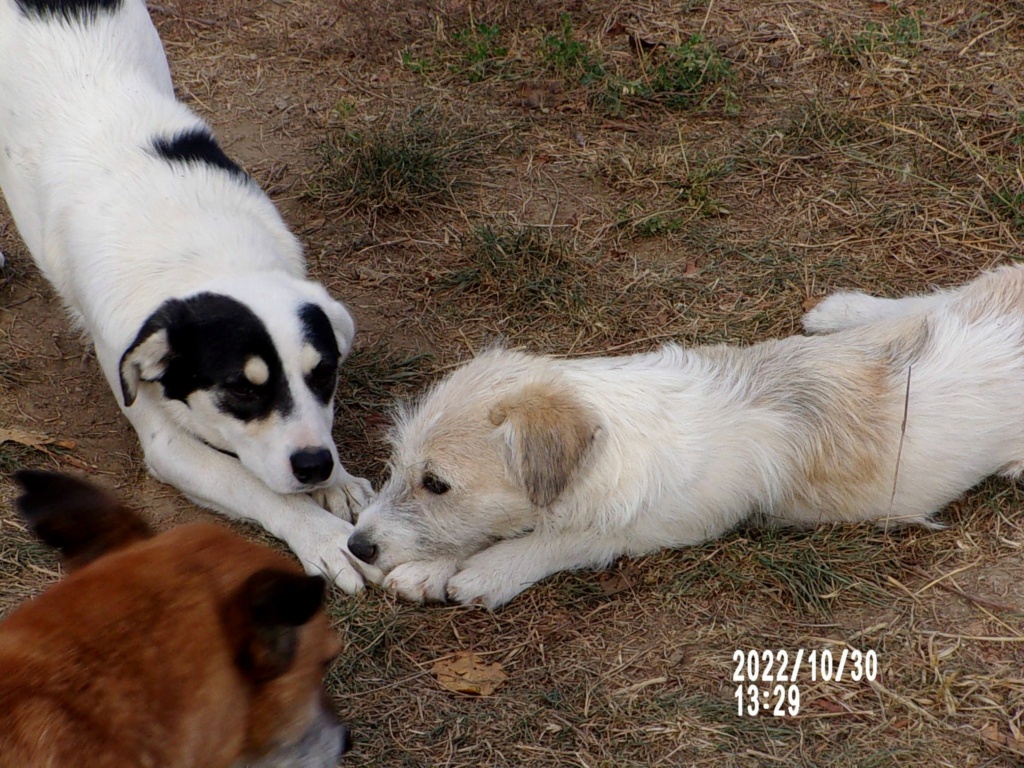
[299,304,340,404]
[15,0,121,20]
[132,293,293,421]
[153,129,247,180]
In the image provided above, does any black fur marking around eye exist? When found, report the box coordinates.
[15,0,122,21]
[152,128,247,180]
[125,294,293,422]
[299,304,340,404]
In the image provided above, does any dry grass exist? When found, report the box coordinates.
[2,0,1024,766]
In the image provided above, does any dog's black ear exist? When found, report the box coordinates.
[490,381,600,507]
[229,569,327,684]
[14,471,154,571]
[119,300,182,407]
[317,297,356,360]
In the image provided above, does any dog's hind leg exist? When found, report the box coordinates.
[803,290,948,334]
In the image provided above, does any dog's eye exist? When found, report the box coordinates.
[422,472,450,495]
[310,361,336,387]
[224,378,260,401]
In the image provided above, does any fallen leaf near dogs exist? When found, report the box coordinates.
[431,652,507,696]
[514,81,564,110]
[0,427,75,451]
[802,295,822,312]
[980,721,1024,753]
[599,566,636,595]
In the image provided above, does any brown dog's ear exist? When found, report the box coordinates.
[229,569,327,684]
[14,471,154,571]
[490,381,600,507]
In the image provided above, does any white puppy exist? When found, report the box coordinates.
[349,264,1024,608]
[0,0,375,590]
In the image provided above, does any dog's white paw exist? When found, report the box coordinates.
[288,517,369,594]
[446,565,520,610]
[312,473,374,523]
[383,560,457,604]
[802,291,882,334]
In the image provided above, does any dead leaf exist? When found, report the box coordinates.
[801,295,822,312]
[0,427,75,451]
[979,721,1024,753]
[599,565,637,595]
[514,81,564,110]
[431,652,508,696]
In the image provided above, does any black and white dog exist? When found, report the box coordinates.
[0,0,376,591]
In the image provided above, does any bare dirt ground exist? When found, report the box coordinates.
[2,0,1024,765]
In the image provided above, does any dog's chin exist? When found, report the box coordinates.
[236,710,350,768]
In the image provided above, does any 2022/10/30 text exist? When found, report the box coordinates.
[732,648,879,717]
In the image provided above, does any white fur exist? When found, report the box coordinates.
[353,265,1024,608]
[0,0,377,591]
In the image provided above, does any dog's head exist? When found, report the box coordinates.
[347,349,600,573]
[11,471,350,767]
[118,274,355,494]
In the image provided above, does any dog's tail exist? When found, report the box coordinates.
[13,471,154,571]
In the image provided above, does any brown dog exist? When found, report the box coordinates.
[0,471,351,768]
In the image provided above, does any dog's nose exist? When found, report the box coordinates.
[290,448,334,485]
[347,530,378,564]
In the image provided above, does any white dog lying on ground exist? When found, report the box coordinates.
[348,264,1024,608]
[0,0,375,591]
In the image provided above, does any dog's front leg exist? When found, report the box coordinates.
[446,532,620,609]
[383,559,459,604]
[138,421,376,592]
[310,469,375,523]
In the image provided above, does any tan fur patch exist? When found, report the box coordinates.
[244,356,270,386]
[299,345,321,374]
[785,351,897,522]
[491,381,599,507]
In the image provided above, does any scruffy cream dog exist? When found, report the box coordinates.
[348,264,1024,609]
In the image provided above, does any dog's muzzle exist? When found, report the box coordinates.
[240,707,350,767]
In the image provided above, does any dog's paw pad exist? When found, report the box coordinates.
[384,560,455,604]
[445,570,505,610]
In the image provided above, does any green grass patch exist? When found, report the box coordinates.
[540,13,605,83]
[675,526,900,616]
[823,13,922,62]
[316,114,475,213]
[452,23,508,82]
[428,222,690,348]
